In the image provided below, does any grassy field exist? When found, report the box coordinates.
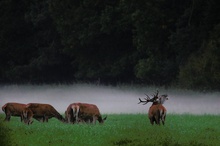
[0,114,220,146]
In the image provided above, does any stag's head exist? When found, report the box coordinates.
[158,94,168,104]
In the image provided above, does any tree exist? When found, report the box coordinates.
[0,0,34,83]
[50,0,137,83]
[177,0,220,90]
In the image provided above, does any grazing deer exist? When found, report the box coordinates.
[138,91,168,125]
[65,103,107,124]
[23,103,65,123]
[2,102,32,124]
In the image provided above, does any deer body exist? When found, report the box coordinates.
[24,103,65,123]
[2,102,26,122]
[148,102,166,125]
[138,91,168,125]
[65,103,106,124]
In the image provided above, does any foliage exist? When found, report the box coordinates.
[179,23,220,90]
[0,114,220,146]
[0,0,220,90]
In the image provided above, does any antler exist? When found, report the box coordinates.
[145,94,151,99]
[138,98,148,105]
[138,94,151,105]
[138,91,161,105]
[153,90,159,97]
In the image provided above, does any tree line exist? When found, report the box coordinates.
[0,0,220,90]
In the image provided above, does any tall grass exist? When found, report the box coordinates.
[0,114,220,146]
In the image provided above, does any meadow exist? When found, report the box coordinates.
[1,114,220,146]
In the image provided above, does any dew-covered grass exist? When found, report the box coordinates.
[1,114,220,146]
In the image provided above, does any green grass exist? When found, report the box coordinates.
[0,114,220,146]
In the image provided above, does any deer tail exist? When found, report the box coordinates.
[159,109,163,116]
[71,105,80,123]
[2,104,7,112]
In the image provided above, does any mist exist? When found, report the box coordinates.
[0,84,220,115]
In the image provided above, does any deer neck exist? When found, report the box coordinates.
[152,102,160,105]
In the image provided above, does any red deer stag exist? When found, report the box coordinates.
[23,103,65,123]
[65,103,107,124]
[2,102,32,124]
[138,91,168,125]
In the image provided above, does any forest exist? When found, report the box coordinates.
[0,0,220,90]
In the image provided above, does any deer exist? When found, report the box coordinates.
[65,103,107,124]
[2,102,32,124]
[138,91,168,125]
[23,103,65,123]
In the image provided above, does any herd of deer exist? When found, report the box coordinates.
[1,91,168,125]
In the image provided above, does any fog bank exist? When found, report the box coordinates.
[1,84,220,115]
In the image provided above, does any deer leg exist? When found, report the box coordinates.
[27,117,33,125]
[73,113,80,124]
[93,116,96,124]
[45,116,49,122]
[5,113,11,121]
[40,117,44,122]
[42,116,46,122]
[153,117,156,125]
[149,117,154,125]
[74,114,78,124]
[158,118,161,125]
[67,113,72,123]
[27,113,34,125]
[28,120,33,125]
[22,111,27,122]
[156,110,161,125]
[20,115,23,122]
[162,114,166,125]
[155,114,160,125]
[74,106,80,124]
[162,120,165,125]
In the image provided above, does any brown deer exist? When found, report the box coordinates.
[2,102,32,124]
[23,103,65,123]
[65,103,107,124]
[138,91,168,125]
